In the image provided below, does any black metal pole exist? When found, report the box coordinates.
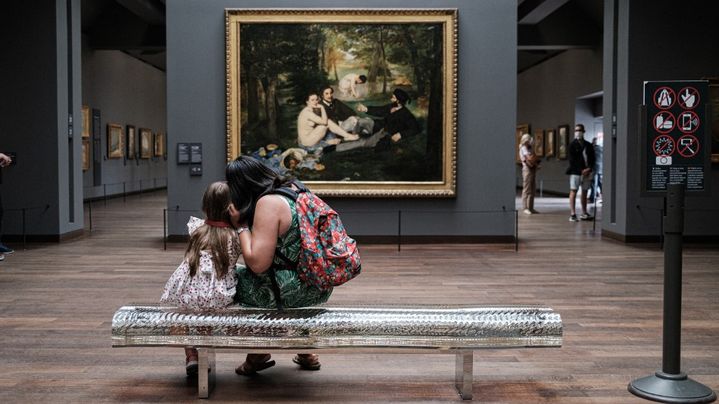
[88,200,92,231]
[660,207,665,250]
[163,208,167,251]
[123,182,126,202]
[662,186,683,375]
[515,209,519,252]
[103,184,107,206]
[397,210,402,253]
[21,208,26,250]
[628,184,716,403]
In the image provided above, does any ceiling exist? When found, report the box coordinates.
[81,0,603,73]
[81,0,166,71]
[517,0,603,73]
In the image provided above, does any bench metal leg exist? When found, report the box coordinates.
[197,348,215,399]
[455,351,473,400]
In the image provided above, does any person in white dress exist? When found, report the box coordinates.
[160,181,241,377]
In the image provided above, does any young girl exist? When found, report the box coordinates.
[160,181,240,376]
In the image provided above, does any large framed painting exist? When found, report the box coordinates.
[558,124,569,160]
[126,125,137,159]
[533,129,544,157]
[226,9,458,197]
[545,128,555,158]
[516,124,530,164]
[107,123,124,159]
[139,128,152,159]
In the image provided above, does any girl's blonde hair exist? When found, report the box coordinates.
[185,182,239,277]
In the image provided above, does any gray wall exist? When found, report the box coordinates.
[1,0,84,237]
[166,0,518,238]
[603,0,719,239]
[517,49,603,195]
[81,44,168,199]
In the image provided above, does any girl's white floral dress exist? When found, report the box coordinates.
[160,217,240,310]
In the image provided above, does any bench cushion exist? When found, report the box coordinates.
[112,305,562,350]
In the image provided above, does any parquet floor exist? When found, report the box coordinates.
[0,191,717,403]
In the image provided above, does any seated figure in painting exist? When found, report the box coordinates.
[332,88,420,153]
[320,86,374,138]
[297,92,359,150]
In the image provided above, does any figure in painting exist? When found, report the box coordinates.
[320,86,374,137]
[297,93,359,150]
[337,73,367,98]
[333,88,420,153]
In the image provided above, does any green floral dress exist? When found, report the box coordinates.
[234,196,333,308]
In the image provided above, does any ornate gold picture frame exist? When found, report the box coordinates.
[107,123,124,159]
[226,9,458,197]
[81,105,91,138]
[533,129,544,157]
[139,128,152,159]
[126,125,137,159]
[154,131,165,157]
[545,128,555,158]
[82,140,90,171]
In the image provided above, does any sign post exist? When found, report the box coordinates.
[629,81,715,403]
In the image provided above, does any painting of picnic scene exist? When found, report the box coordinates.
[227,10,457,195]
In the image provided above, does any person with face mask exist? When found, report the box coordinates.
[565,124,595,222]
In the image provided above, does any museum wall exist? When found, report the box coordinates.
[604,0,719,240]
[165,0,518,240]
[0,0,84,238]
[81,42,168,200]
[516,49,603,195]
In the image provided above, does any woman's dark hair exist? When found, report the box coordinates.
[225,156,292,227]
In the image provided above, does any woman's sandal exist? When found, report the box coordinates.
[292,354,321,371]
[235,354,276,376]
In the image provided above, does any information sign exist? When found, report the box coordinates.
[643,81,709,192]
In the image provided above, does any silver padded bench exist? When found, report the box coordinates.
[112,305,562,400]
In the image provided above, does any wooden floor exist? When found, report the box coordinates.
[0,191,717,403]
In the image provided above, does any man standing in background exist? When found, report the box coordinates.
[566,124,595,222]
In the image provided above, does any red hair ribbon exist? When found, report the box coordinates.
[204,220,231,228]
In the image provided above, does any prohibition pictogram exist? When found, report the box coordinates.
[677,110,700,134]
[677,134,700,158]
[653,111,675,133]
[678,86,700,109]
[653,86,676,109]
[653,135,675,156]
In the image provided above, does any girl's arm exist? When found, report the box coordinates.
[232,195,291,274]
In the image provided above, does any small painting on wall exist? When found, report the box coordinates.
[82,105,91,138]
[545,129,555,158]
[126,125,137,159]
[140,128,152,159]
[82,140,91,171]
[533,129,544,157]
[107,123,124,159]
[558,125,569,160]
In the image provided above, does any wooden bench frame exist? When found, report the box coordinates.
[112,305,562,400]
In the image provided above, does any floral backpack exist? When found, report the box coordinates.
[269,181,361,291]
